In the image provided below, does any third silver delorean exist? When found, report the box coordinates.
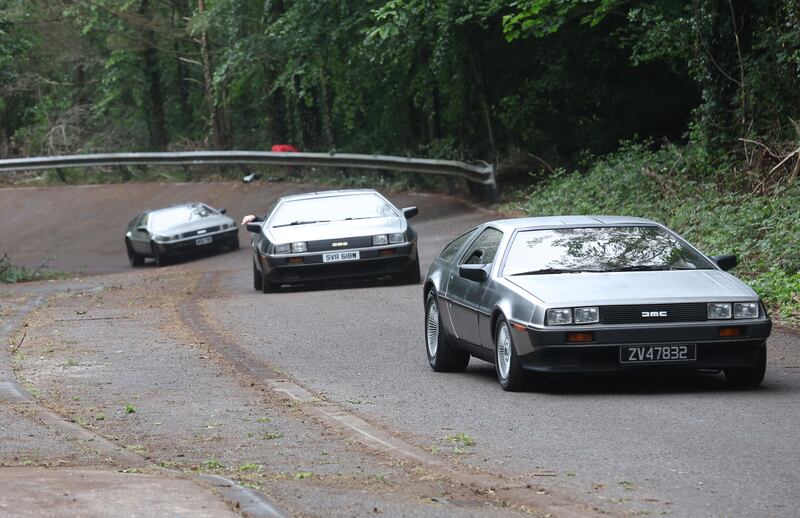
[423,216,771,391]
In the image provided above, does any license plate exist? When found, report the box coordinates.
[620,344,696,363]
[195,236,213,246]
[323,251,360,263]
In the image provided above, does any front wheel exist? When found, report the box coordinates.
[495,317,525,391]
[724,343,766,388]
[253,259,263,291]
[425,292,469,372]
[126,240,144,267]
[229,234,240,251]
[402,257,421,284]
[150,242,169,266]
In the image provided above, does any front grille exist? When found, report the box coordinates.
[180,226,221,239]
[600,303,707,324]
[306,235,373,252]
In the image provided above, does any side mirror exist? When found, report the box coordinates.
[246,222,263,233]
[402,206,419,219]
[136,226,147,233]
[459,263,490,282]
[711,254,737,271]
[219,208,227,215]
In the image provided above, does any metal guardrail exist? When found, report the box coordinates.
[0,151,497,199]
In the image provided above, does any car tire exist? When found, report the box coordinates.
[126,239,144,267]
[253,259,263,291]
[495,316,525,391]
[150,242,168,267]
[229,234,240,251]
[403,257,421,285]
[724,342,767,388]
[425,291,470,372]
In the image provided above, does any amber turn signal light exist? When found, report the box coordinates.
[719,326,743,337]
[379,248,396,256]
[566,332,594,343]
[288,257,304,264]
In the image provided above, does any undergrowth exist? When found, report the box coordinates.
[505,142,800,325]
[0,254,66,284]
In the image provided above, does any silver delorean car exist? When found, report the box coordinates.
[125,202,239,266]
[423,216,772,391]
[246,189,420,291]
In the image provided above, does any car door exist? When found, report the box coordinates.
[444,227,503,346]
[129,213,151,254]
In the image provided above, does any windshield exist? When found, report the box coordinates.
[149,204,217,230]
[503,226,713,276]
[270,193,398,227]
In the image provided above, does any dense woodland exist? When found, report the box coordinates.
[1,1,799,319]
[0,1,797,180]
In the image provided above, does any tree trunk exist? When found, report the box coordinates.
[140,0,168,150]
[197,0,227,149]
[171,0,193,130]
[467,31,497,159]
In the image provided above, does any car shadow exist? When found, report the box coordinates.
[465,360,782,395]
[275,276,418,293]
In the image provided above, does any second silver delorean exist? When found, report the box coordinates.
[247,189,420,291]
[423,216,772,391]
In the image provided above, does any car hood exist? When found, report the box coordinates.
[268,217,405,243]
[506,270,758,305]
[152,215,232,234]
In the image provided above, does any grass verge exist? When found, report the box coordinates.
[503,142,800,326]
[0,254,68,284]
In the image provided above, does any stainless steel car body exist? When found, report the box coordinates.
[125,202,238,265]
[248,189,419,290]
[424,216,771,386]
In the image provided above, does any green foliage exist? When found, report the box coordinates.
[0,254,65,283]
[513,143,800,324]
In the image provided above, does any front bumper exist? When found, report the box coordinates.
[153,229,238,254]
[260,241,417,284]
[511,319,771,373]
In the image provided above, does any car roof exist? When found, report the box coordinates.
[149,202,208,214]
[277,189,381,203]
[484,215,660,232]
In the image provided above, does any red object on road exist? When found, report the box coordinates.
[271,144,299,153]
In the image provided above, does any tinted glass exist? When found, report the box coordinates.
[271,193,397,227]
[149,204,216,230]
[438,229,476,262]
[503,226,713,276]
[461,228,503,265]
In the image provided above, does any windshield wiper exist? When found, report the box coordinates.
[510,268,600,276]
[272,220,330,228]
[607,265,670,272]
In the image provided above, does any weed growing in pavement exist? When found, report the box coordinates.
[126,445,145,452]
[64,358,78,367]
[125,404,137,414]
[239,463,261,472]
[260,432,282,440]
[452,447,465,455]
[205,459,224,469]
[256,416,271,423]
[446,432,476,447]
[95,413,105,421]
[619,480,636,491]
[294,471,314,480]
[0,254,67,284]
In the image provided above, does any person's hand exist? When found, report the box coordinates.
[241,214,256,226]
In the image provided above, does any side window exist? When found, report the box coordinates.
[460,228,503,265]
[438,229,476,262]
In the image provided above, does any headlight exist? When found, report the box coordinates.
[574,307,599,324]
[388,232,405,244]
[708,303,732,319]
[546,308,572,325]
[734,302,759,319]
[291,242,307,253]
[372,234,389,246]
[152,233,169,242]
[274,243,290,254]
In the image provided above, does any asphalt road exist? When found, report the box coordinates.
[2,181,798,517]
